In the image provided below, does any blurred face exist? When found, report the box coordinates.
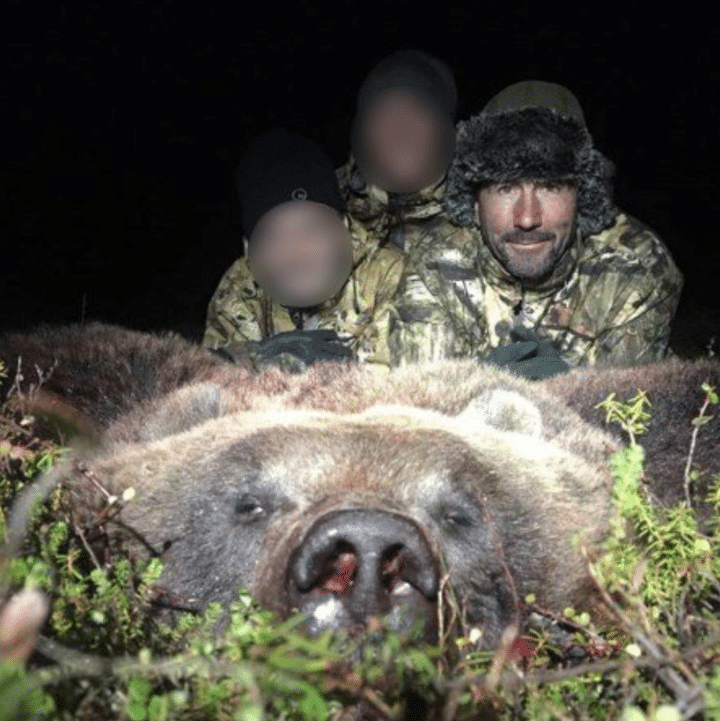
[357,91,452,193]
[247,202,354,308]
[475,180,577,281]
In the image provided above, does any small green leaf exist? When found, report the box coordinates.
[298,683,328,721]
[128,675,151,702]
[147,694,168,721]
[126,701,147,721]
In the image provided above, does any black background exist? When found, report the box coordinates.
[4,2,719,348]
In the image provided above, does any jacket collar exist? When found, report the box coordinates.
[345,156,446,221]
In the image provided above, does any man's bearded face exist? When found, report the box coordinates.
[475,180,577,281]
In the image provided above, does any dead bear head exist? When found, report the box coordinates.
[67,371,616,649]
[1,324,624,648]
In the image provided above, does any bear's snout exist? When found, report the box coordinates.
[287,509,439,641]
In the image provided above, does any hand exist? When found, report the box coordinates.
[485,326,569,380]
[254,329,353,371]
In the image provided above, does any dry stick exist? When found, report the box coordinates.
[683,387,713,506]
[33,636,256,686]
[439,626,719,721]
[72,522,103,571]
[440,640,719,693]
[359,687,402,720]
[31,360,57,395]
[7,355,58,401]
[5,356,24,399]
[484,624,520,693]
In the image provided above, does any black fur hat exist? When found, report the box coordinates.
[445,81,616,237]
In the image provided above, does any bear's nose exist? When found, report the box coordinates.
[289,509,439,640]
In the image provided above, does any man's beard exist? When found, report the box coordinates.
[487,228,572,281]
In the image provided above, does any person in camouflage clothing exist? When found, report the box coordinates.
[337,50,457,252]
[390,80,683,375]
[203,129,403,370]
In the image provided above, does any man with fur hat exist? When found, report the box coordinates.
[337,50,457,252]
[390,81,682,375]
[203,128,403,370]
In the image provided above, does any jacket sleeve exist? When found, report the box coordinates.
[202,260,262,355]
[582,232,684,366]
[590,279,682,365]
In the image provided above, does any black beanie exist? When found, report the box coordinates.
[355,50,457,120]
[236,129,346,238]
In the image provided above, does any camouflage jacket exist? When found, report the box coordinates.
[389,212,683,368]
[337,157,449,253]
[203,219,404,368]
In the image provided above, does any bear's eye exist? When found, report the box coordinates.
[442,509,474,528]
[234,493,266,520]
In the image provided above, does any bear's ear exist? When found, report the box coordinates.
[134,382,230,442]
[458,389,543,438]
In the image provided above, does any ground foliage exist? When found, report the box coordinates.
[0,360,718,720]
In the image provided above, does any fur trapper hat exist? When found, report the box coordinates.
[445,81,616,237]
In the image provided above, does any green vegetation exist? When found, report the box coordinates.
[1,360,718,720]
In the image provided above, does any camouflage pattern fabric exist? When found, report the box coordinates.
[203,219,404,369]
[389,212,683,368]
[337,158,449,253]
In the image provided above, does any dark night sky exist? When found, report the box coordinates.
[4,2,720,344]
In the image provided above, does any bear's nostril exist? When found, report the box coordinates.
[318,550,358,596]
[380,544,406,594]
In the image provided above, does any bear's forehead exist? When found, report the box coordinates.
[228,420,490,497]
[93,405,601,508]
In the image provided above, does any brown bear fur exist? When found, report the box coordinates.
[1,323,718,648]
[0,322,234,428]
[545,359,720,510]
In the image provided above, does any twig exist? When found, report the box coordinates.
[31,360,58,395]
[484,624,520,693]
[5,356,24,400]
[72,522,103,571]
[683,385,714,506]
[359,687,402,720]
[441,626,720,697]
[32,635,244,686]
